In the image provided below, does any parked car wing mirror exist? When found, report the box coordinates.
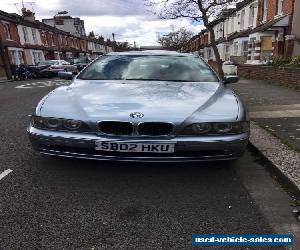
[58,71,74,80]
[223,75,239,84]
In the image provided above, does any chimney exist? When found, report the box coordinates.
[22,8,36,22]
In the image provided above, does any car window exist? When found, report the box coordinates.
[38,60,58,66]
[62,61,70,65]
[78,55,218,82]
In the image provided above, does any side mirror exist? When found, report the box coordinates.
[58,71,74,80]
[223,75,239,84]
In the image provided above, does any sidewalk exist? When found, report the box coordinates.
[231,79,300,191]
[0,77,12,83]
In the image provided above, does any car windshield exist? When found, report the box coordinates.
[38,60,59,66]
[78,55,218,82]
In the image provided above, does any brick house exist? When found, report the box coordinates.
[0,10,25,75]
[183,0,299,64]
[0,8,113,77]
[247,0,295,63]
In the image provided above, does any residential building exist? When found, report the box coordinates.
[0,8,113,77]
[42,15,86,37]
[291,0,300,56]
[0,10,24,78]
[183,0,299,65]
[247,0,294,63]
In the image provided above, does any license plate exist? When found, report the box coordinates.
[95,141,175,153]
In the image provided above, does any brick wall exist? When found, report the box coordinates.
[0,21,21,47]
[238,64,300,87]
[257,0,294,25]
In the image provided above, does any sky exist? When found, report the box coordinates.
[0,0,204,46]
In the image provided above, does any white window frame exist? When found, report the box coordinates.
[242,41,249,57]
[224,45,231,61]
[208,48,212,59]
[240,10,245,30]
[248,6,254,27]
[10,49,24,65]
[233,42,239,56]
[230,17,234,33]
[3,22,12,40]
[31,28,37,44]
[22,27,29,43]
[12,50,19,65]
[263,0,269,21]
[277,0,284,15]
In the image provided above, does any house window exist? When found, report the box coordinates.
[233,42,239,56]
[31,28,37,44]
[51,34,55,46]
[240,10,245,30]
[261,36,273,51]
[242,41,248,57]
[230,17,234,33]
[18,51,24,64]
[224,45,231,61]
[3,22,12,40]
[277,0,284,15]
[22,27,29,43]
[11,50,24,65]
[11,50,19,65]
[32,51,43,65]
[208,48,212,59]
[74,19,80,25]
[44,33,48,46]
[263,0,268,21]
[249,5,255,26]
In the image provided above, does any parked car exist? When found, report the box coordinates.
[69,56,92,71]
[222,61,238,75]
[32,60,78,77]
[14,64,34,80]
[28,51,249,162]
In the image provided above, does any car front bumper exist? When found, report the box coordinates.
[27,126,249,162]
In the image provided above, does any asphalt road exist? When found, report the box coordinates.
[0,79,297,249]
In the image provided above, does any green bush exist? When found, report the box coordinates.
[267,56,300,67]
[288,56,300,67]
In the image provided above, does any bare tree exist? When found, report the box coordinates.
[145,0,240,79]
[158,28,194,51]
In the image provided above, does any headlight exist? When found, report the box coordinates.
[181,121,249,135]
[45,118,61,129]
[31,116,90,132]
[63,119,82,130]
[214,123,232,133]
[191,123,211,134]
[31,116,46,129]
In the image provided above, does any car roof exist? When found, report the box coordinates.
[107,50,198,57]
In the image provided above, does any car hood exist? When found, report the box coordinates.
[38,79,239,122]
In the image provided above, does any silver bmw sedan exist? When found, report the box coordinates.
[28,50,249,162]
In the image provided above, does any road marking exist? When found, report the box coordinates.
[0,169,13,181]
[15,80,69,89]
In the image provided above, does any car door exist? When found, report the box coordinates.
[62,60,77,72]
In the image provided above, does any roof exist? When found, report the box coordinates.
[250,15,289,34]
[107,50,196,57]
[227,28,252,40]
